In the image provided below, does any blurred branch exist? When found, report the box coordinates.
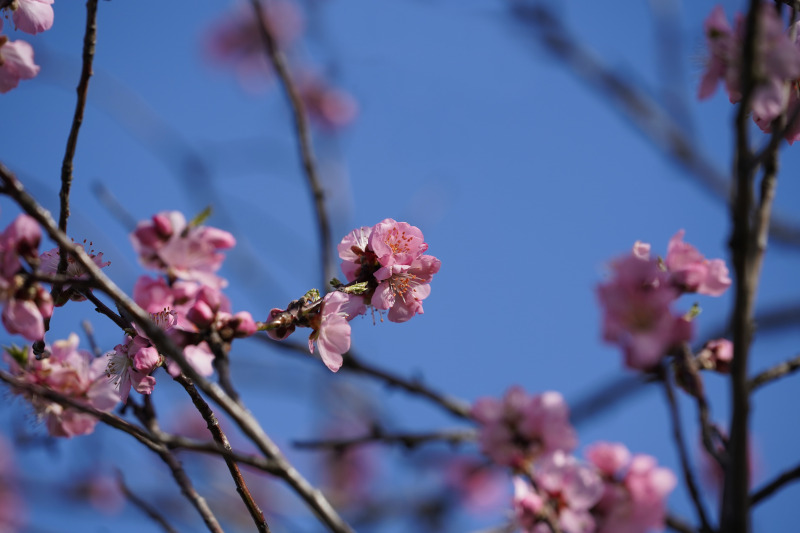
[0,163,354,533]
[294,427,476,451]
[259,334,472,419]
[0,371,224,533]
[749,461,800,506]
[250,0,334,286]
[117,470,180,533]
[175,374,271,533]
[510,3,800,250]
[749,353,800,392]
[570,303,800,426]
[660,366,713,533]
[666,513,698,533]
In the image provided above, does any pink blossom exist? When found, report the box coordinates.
[442,456,508,515]
[697,338,734,373]
[586,443,677,533]
[699,4,800,129]
[337,225,374,282]
[372,254,440,322]
[11,0,54,35]
[106,335,160,403]
[533,451,604,533]
[665,230,731,296]
[166,341,215,378]
[5,334,119,437]
[512,477,545,532]
[2,296,50,340]
[585,442,631,477]
[130,211,236,288]
[0,36,40,93]
[39,242,110,302]
[369,218,428,267]
[308,291,353,372]
[204,0,303,87]
[597,254,692,370]
[297,72,358,130]
[472,386,576,469]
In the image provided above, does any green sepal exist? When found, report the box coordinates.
[189,206,213,228]
[4,344,28,367]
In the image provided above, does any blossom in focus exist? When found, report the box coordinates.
[586,443,677,533]
[130,211,236,288]
[0,36,40,93]
[471,386,576,469]
[39,241,111,303]
[698,4,800,132]
[106,334,160,403]
[336,219,440,323]
[665,230,731,296]
[597,253,692,370]
[8,0,54,35]
[5,334,119,437]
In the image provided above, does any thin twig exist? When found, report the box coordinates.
[748,353,800,391]
[723,1,769,530]
[0,163,354,533]
[53,0,99,305]
[661,367,713,533]
[293,428,477,451]
[0,371,224,533]
[175,374,271,533]
[249,0,334,286]
[117,470,180,533]
[749,462,800,506]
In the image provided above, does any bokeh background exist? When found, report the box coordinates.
[1,0,799,531]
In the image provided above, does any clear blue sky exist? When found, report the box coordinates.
[1,0,799,531]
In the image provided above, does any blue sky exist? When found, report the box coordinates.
[1,0,799,531]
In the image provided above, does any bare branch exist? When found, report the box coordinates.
[750,462,800,506]
[749,353,800,391]
[117,470,180,533]
[294,427,476,451]
[249,0,334,286]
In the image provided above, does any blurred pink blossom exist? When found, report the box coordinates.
[10,0,54,35]
[39,241,110,303]
[665,230,731,296]
[5,334,119,437]
[472,386,576,469]
[0,36,39,93]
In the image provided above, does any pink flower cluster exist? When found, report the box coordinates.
[471,386,576,469]
[0,0,55,93]
[39,240,110,304]
[587,442,677,533]
[512,444,676,533]
[597,230,731,370]
[266,219,439,372]
[4,334,119,437]
[109,211,255,402]
[0,214,53,341]
[338,218,440,323]
[699,4,800,143]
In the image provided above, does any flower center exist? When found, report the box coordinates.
[384,227,414,255]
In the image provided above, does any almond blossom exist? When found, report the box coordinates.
[472,386,576,469]
[308,291,355,372]
[4,334,119,437]
[39,241,110,303]
[0,36,39,93]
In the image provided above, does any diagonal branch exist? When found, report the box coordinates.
[249,0,334,286]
